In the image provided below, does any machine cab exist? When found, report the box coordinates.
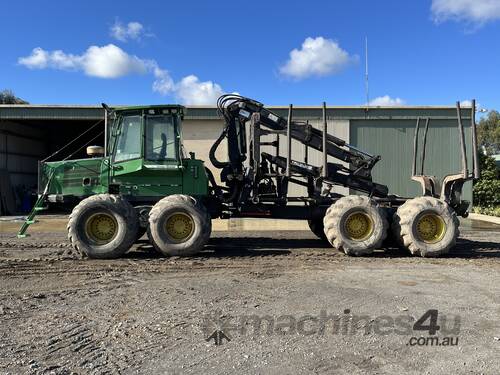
[110,105,184,164]
[107,105,190,201]
[37,104,207,207]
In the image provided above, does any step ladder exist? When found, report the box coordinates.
[17,171,55,238]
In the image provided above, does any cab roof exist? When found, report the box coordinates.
[113,104,185,111]
[112,104,186,118]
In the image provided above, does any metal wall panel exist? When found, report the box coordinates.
[350,118,473,201]
[0,106,104,120]
[182,120,227,185]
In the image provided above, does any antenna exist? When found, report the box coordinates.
[365,37,369,106]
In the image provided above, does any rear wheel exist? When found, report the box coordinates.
[67,194,138,259]
[323,195,388,256]
[148,195,211,256]
[392,196,459,257]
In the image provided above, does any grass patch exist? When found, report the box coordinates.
[472,206,500,217]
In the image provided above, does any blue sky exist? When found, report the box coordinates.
[1,0,500,108]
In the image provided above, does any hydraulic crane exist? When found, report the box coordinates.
[209,95,389,210]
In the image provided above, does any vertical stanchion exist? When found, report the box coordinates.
[420,118,430,175]
[471,99,479,179]
[412,117,420,176]
[276,133,280,158]
[104,109,108,157]
[304,120,309,165]
[456,101,469,179]
[322,102,327,177]
[286,104,292,178]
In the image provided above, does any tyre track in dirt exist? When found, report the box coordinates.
[0,229,499,374]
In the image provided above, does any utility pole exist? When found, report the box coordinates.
[365,36,370,106]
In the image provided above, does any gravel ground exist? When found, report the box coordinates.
[0,219,499,374]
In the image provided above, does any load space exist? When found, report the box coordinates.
[18,97,479,259]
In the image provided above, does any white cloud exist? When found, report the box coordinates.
[431,0,500,25]
[82,45,148,78]
[279,37,357,79]
[369,95,406,106]
[18,44,148,78]
[110,20,147,42]
[152,66,175,95]
[153,74,225,105]
[19,45,229,104]
[173,75,225,105]
[18,48,50,69]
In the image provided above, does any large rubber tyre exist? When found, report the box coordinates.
[67,194,139,259]
[308,219,327,241]
[148,195,211,256]
[323,195,388,256]
[392,196,459,257]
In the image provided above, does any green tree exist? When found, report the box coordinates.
[0,89,28,104]
[473,153,500,208]
[477,110,500,155]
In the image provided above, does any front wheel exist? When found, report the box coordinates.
[67,194,138,259]
[147,195,211,256]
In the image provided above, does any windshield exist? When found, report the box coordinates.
[145,115,177,161]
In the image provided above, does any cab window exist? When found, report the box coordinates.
[115,115,142,162]
[145,115,177,161]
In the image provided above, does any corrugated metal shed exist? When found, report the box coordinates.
[0,104,471,121]
[0,103,475,208]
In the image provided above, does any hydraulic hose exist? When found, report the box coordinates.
[209,127,229,169]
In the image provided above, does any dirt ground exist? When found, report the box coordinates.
[0,217,499,374]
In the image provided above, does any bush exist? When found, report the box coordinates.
[473,153,500,216]
[472,206,500,217]
[473,179,500,207]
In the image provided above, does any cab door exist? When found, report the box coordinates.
[140,113,183,196]
[110,111,183,201]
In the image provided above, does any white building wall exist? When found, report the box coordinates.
[182,118,351,197]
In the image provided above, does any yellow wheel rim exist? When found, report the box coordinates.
[165,212,194,242]
[416,213,446,243]
[344,211,374,241]
[85,213,118,244]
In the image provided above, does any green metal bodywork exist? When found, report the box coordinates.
[40,157,208,201]
[39,104,209,204]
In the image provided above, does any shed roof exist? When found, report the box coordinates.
[0,104,472,121]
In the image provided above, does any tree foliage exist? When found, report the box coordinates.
[477,110,500,155]
[0,89,28,104]
[473,153,500,208]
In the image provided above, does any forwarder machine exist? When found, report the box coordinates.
[18,95,480,258]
